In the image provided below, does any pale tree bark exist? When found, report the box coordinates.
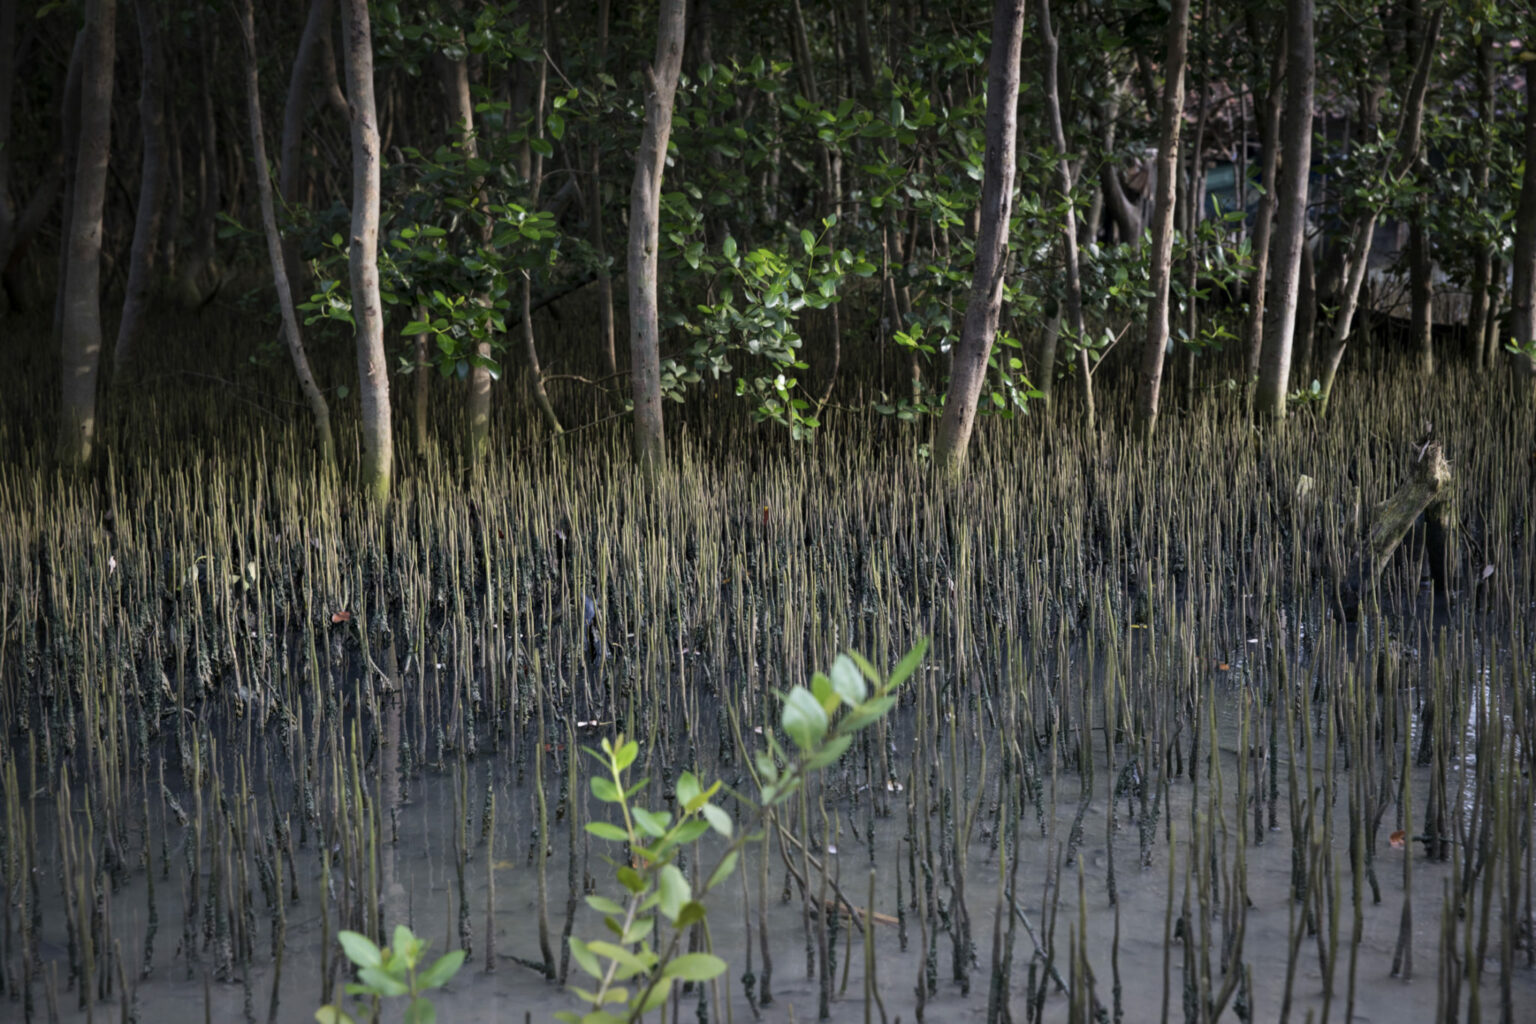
[931,0,1025,473]
[278,0,336,315]
[112,0,168,382]
[1242,21,1285,384]
[238,0,334,466]
[1254,0,1313,422]
[1314,9,1440,413]
[1512,58,1536,397]
[342,0,392,500]
[1131,0,1190,439]
[58,0,115,467]
[1035,0,1092,429]
[627,0,686,471]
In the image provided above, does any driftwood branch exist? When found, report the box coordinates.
[1337,439,1453,619]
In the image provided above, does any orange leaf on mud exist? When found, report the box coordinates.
[1216,662,1230,671]
[1389,830,1406,850]
[331,611,352,624]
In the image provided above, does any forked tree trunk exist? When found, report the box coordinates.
[238,0,334,466]
[342,0,392,500]
[1512,57,1536,397]
[931,0,1025,473]
[1254,0,1313,422]
[627,0,686,471]
[113,0,168,381]
[1315,9,1440,413]
[1036,0,1092,430]
[1131,0,1189,439]
[58,0,115,467]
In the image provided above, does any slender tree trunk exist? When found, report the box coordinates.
[0,12,72,312]
[931,0,1025,473]
[1035,0,1091,429]
[58,0,115,467]
[278,0,336,315]
[1254,0,1313,422]
[53,25,86,343]
[1465,34,1494,370]
[521,0,563,437]
[627,0,686,471]
[342,0,392,500]
[1408,202,1433,376]
[0,0,16,302]
[238,0,334,466]
[412,305,431,456]
[436,26,495,458]
[1315,10,1440,413]
[1512,58,1536,397]
[112,0,168,382]
[178,12,221,306]
[1131,0,1190,439]
[1292,234,1316,388]
[589,0,618,383]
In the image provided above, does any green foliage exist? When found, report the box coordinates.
[561,639,928,1023]
[315,925,466,1024]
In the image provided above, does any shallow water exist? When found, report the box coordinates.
[18,677,1534,1024]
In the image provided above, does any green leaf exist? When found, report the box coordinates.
[702,803,733,838]
[800,228,816,254]
[404,997,436,1024]
[417,949,465,989]
[585,894,626,916]
[336,931,382,970]
[356,966,410,998]
[676,771,701,810]
[585,941,649,979]
[705,848,738,889]
[676,900,709,928]
[392,925,419,967]
[548,112,565,140]
[638,976,675,1013]
[887,637,928,690]
[617,866,646,893]
[723,236,738,260]
[613,740,639,772]
[314,1007,356,1024]
[781,685,828,752]
[752,750,779,783]
[805,733,852,770]
[631,806,671,837]
[403,321,432,336]
[829,654,867,706]
[658,864,690,922]
[585,821,629,842]
[662,953,727,982]
[568,937,602,979]
[590,776,621,803]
